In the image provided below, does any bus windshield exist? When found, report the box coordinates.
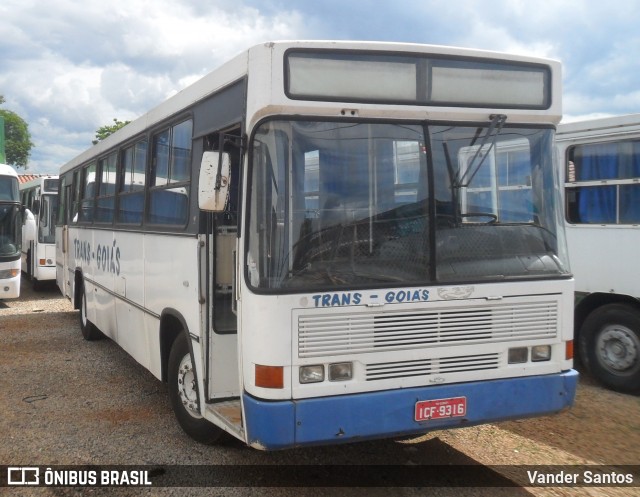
[0,175,19,202]
[247,120,570,291]
[0,204,21,258]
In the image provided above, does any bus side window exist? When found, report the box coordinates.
[117,140,147,225]
[95,153,117,224]
[566,141,640,224]
[148,120,192,226]
[71,170,81,223]
[79,163,96,223]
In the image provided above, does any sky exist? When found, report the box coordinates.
[2,0,640,174]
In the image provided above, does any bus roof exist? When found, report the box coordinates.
[0,163,19,178]
[18,174,59,191]
[557,113,640,138]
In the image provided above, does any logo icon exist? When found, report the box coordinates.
[8,467,40,485]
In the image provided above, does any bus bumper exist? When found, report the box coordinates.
[243,369,578,450]
[0,275,21,299]
[36,265,56,282]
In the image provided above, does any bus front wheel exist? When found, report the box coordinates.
[580,303,640,394]
[168,332,224,444]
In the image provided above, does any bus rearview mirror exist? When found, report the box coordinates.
[199,151,230,212]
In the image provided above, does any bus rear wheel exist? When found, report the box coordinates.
[579,304,640,394]
[168,332,224,444]
[79,282,102,341]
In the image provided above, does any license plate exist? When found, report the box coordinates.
[415,396,467,421]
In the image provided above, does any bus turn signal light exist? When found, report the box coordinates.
[566,340,574,360]
[255,364,284,389]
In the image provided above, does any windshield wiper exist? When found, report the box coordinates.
[454,114,507,188]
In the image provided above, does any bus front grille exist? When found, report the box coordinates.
[365,353,500,381]
[297,298,558,358]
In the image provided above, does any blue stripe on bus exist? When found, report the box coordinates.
[243,369,578,450]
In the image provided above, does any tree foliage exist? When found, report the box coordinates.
[93,118,130,144]
[0,94,34,169]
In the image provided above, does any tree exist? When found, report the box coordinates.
[93,118,130,144]
[0,95,34,169]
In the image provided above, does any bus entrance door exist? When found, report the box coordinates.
[204,214,242,436]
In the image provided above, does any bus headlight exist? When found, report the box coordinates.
[329,362,352,381]
[508,347,528,364]
[532,345,552,362]
[299,365,324,384]
[0,269,20,278]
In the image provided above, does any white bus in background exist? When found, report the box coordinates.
[0,163,22,299]
[557,114,640,393]
[20,175,59,289]
[56,41,577,449]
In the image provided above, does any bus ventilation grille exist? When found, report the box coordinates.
[364,353,500,381]
[297,299,558,358]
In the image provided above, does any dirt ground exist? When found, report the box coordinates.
[427,377,640,466]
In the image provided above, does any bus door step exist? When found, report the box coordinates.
[207,399,244,439]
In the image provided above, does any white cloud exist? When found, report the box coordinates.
[1,0,304,172]
[99,64,175,118]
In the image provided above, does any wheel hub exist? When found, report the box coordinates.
[177,354,202,418]
[597,325,639,372]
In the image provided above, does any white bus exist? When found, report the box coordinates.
[56,41,577,449]
[20,175,59,289]
[0,163,22,299]
[556,114,640,393]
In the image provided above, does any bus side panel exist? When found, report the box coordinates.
[144,234,202,379]
[69,226,95,315]
[90,230,117,340]
[566,225,640,297]
[55,225,68,297]
[20,210,36,275]
[143,235,201,327]
[114,231,150,371]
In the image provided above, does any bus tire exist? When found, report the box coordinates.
[32,278,43,291]
[579,304,640,394]
[168,332,224,444]
[79,282,102,341]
